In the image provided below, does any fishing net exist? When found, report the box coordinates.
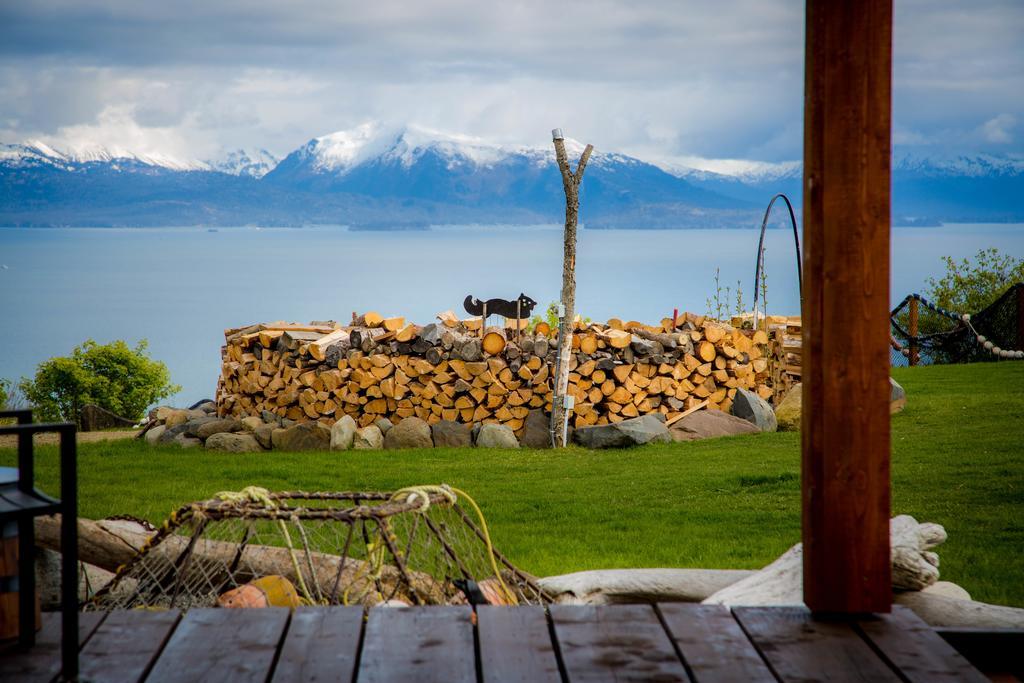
[890,283,1023,366]
[87,485,549,611]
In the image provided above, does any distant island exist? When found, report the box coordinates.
[3,125,1022,228]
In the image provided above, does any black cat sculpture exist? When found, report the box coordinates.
[464,293,538,320]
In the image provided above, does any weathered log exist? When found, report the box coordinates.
[894,590,1024,628]
[537,568,755,605]
[352,311,384,328]
[309,329,350,362]
[34,515,444,606]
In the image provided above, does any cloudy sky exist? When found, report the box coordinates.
[1,0,1021,170]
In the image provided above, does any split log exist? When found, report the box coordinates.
[353,312,384,328]
[309,329,350,362]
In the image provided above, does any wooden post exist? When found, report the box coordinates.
[550,129,593,447]
[802,0,893,614]
[908,298,919,366]
[1016,285,1024,353]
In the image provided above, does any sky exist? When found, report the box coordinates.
[0,0,1022,172]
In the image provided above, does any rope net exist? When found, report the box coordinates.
[88,486,549,611]
[890,283,1023,366]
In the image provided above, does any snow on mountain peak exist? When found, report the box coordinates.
[1,139,208,172]
[209,148,279,177]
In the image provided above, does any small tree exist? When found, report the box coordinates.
[917,248,1024,335]
[19,339,180,423]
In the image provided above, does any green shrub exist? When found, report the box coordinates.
[918,248,1024,334]
[0,378,9,410]
[19,340,180,423]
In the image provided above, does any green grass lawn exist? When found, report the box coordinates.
[3,361,1022,606]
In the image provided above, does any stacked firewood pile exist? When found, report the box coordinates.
[766,316,802,402]
[217,311,775,437]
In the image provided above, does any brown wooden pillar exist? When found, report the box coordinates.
[802,0,893,614]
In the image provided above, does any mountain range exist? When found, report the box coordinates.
[2,123,1022,228]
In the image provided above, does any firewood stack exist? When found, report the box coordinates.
[216,311,776,438]
[767,316,802,403]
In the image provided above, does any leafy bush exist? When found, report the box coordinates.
[917,248,1024,334]
[0,378,8,410]
[19,340,180,423]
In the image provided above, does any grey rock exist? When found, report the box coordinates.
[331,415,357,451]
[774,384,802,431]
[732,388,778,432]
[192,400,217,414]
[272,422,331,452]
[153,406,177,422]
[374,417,394,434]
[280,417,297,428]
[182,416,218,437]
[384,417,433,449]
[670,409,760,442]
[144,424,167,444]
[354,425,384,450]
[262,410,282,425]
[158,423,191,444]
[475,423,520,449]
[890,377,907,414]
[194,418,242,440]
[240,416,264,432]
[253,424,275,450]
[172,434,203,449]
[431,420,472,448]
[205,432,263,453]
[520,409,552,449]
[574,414,671,449]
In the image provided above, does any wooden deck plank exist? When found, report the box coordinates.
[550,604,689,683]
[0,611,105,683]
[271,606,363,683]
[79,609,181,683]
[357,606,475,683]
[734,606,901,682]
[657,603,776,683]
[478,605,561,683]
[857,606,988,683]
[145,607,289,683]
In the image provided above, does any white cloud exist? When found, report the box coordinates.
[980,114,1017,144]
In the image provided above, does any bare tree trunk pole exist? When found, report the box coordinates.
[550,129,593,447]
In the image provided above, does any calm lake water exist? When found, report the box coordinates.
[2,224,1022,405]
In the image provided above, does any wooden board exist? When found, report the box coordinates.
[145,607,289,683]
[734,606,901,682]
[856,606,988,683]
[358,606,475,683]
[79,609,181,683]
[0,611,106,683]
[549,604,688,682]
[657,603,774,683]
[802,0,893,613]
[272,606,363,682]
[477,606,561,683]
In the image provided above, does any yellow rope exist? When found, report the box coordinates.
[390,484,518,606]
[213,486,314,604]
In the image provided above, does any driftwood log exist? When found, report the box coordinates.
[34,515,445,606]
[537,568,754,605]
[539,516,1024,628]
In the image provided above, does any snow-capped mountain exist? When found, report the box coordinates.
[208,148,279,178]
[2,125,1022,227]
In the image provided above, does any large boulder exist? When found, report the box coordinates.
[171,433,202,449]
[374,418,394,435]
[240,416,264,432]
[144,424,166,445]
[384,417,433,449]
[475,423,520,449]
[520,409,552,449]
[271,422,331,452]
[163,410,191,428]
[670,410,760,442]
[774,384,802,432]
[431,420,472,448]
[195,418,242,440]
[354,425,384,450]
[574,414,671,449]
[205,432,263,453]
[890,377,907,414]
[731,388,778,432]
[330,415,357,451]
[253,424,275,450]
[157,423,191,444]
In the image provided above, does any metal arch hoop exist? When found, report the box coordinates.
[753,193,802,324]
